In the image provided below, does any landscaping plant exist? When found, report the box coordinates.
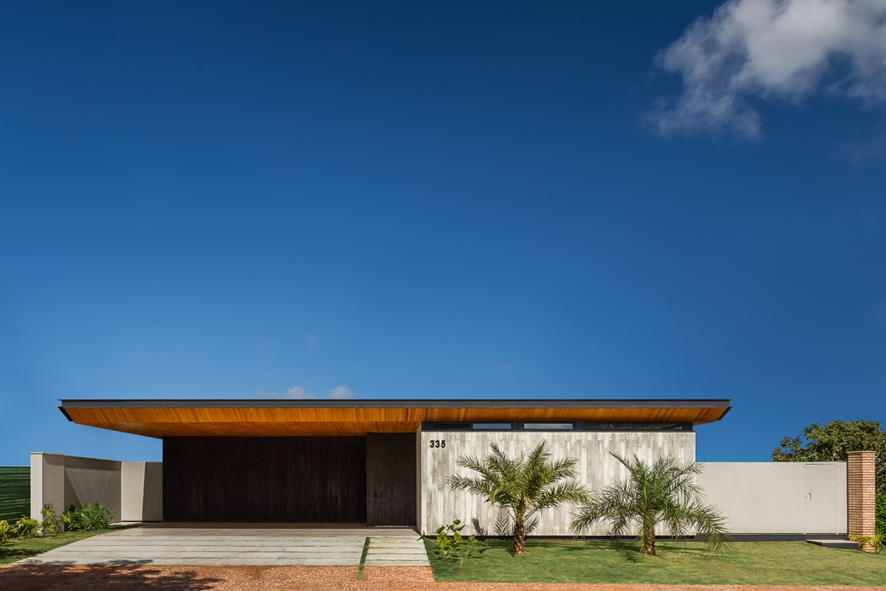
[876,494,885,534]
[448,442,588,554]
[0,520,11,545]
[570,453,730,556]
[848,532,884,553]
[14,516,41,539]
[433,519,486,565]
[61,503,117,531]
[41,504,60,535]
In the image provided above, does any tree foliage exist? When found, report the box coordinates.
[448,442,588,554]
[570,453,730,556]
[877,494,885,535]
[772,419,886,495]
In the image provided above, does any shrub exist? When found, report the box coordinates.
[41,504,61,535]
[61,503,117,531]
[849,532,884,554]
[0,520,12,545]
[432,519,485,565]
[876,494,885,534]
[14,516,41,539]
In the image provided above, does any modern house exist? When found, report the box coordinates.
[57,398,732,534]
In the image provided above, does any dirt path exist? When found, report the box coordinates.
[1,564,883,591]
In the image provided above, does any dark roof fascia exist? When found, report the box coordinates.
[59,398,731,410]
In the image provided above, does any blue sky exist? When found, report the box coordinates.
[1,0,884,465]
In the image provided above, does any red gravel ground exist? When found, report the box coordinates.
[1,564,884,591]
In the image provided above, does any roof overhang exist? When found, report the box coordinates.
[59,398,731,438]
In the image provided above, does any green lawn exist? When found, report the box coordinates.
[0,529,121,566]
[424,539,886,586]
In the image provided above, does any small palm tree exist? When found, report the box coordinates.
[570,453,730,556]
[448,442,588,554]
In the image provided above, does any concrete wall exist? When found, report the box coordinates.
[697,461,847,535]
[121,462,163,522]
[31,453,122,522]
[30,453,162,523]
[420,430,695,535]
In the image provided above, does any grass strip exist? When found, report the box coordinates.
[355,536,370,581]
[425,539,886,586]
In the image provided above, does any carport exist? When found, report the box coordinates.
[163,434,414,524]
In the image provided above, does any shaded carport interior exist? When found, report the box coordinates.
[59,398,732,526]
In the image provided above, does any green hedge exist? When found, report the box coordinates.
[876,494,885,534]
[0,467,30,522]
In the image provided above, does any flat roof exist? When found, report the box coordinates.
[59,398,731,438]
[60,398,731,410]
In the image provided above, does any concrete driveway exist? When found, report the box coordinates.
[19,524,430,567]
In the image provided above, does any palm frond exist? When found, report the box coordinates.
[533,481,589,513]
[683,500,732,553]
[573,453,731,554]
[494,509,513,536]
[450,442,587,545]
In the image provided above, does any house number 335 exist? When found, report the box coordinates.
[429,439,446,449]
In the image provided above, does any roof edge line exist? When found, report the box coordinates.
[59,398,732,410]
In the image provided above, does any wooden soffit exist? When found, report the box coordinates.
[59,399,731,438]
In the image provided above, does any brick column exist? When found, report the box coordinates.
[847,451,877,552]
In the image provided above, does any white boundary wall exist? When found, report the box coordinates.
[697,462,847,535]
[30,453,162,523]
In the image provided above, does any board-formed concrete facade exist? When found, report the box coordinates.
[420,429,695,535]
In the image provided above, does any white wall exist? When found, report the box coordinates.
[420,430,696,535]
[697,462,847,535]
[30,453,162,523]
[30,453,121,522]
[121,461,163,522]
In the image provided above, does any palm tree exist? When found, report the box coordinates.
[448,442,588,554]
[570,453,730,556]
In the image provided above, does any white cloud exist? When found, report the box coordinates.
[329,385,356,399]
[646,0,886,138]
[285,386,316,399]
[255,386,316,399]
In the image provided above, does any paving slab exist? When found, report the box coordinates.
[19,530,369,566]
[364,536,430,567]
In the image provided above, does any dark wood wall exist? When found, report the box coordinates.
[163,436,367,522]
[366,433,417,526]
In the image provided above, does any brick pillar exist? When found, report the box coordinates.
[847,451,877,552]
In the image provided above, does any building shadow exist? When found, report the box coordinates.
[0,564,221,591]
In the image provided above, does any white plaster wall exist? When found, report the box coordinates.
[30,453,163,523]
[696,462,847,535]
[31,453,121,522]
[420,430,696,535]
[121,462,163,522]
